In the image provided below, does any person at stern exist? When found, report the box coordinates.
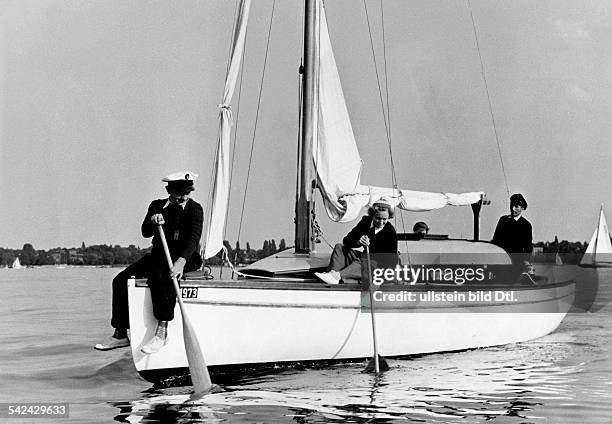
[492,193,533,271]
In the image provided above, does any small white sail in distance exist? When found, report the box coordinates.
[12,257,22,269]
[580,205,612,266]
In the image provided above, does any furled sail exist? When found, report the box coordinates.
[203,0,251,259]
[312,1,483,223]
[580,206,612,266]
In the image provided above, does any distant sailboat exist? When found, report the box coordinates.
[555,252,563,266]
[580,206,612,268]
[11,257,23,269]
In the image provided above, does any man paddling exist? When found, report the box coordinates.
[95,171,203,354]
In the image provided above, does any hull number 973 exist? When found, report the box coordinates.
[181,287,198,298]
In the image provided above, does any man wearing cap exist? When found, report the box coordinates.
[315,198,398,285]
[95,171,203,353]
[492,193,533,269]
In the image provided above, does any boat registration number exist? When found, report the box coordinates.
[181,287,198,298]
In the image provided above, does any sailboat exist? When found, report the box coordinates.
[580,206,612,267]
[11,257,23,269]
[127,0,574,383]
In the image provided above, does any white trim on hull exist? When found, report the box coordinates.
[128,279,574,377]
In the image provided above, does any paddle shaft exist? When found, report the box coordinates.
[157,225,212,393]
[365,245,381,373]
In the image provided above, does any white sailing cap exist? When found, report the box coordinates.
[161,171,199,182]
[372,196,393,209]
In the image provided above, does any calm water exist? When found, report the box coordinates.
[0,266,610,423]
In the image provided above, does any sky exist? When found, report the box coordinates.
[1,0,610,251]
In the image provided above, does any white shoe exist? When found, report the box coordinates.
[141,335,167,354]
[94,336,130,351]
[315,271,341,285]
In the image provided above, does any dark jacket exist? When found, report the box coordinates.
[141,198,204,269]
[343,216,398,268]
[492,214,532,263]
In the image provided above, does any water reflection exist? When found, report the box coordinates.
[111,343,584,423]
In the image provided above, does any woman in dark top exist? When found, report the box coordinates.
[315,198,398,284]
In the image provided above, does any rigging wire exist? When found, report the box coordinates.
[466,0,510,196]
[363,0,411,265]
[379,0,397,190]
[235,0,277,248]
[362,0,392,152]
[362,1,401,209]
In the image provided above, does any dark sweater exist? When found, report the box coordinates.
[141,198,204,267]
[492,215,533,262]
[343,216,398,268]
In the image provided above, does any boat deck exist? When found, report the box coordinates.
[134,277,573,291]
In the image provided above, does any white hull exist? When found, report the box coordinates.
[128,278,574,380]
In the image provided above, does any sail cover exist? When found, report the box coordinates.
[203,0,251,259]
[312,1,483,223]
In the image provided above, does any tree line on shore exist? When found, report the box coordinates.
[0,239,288,267]
[532,237,589,264]
[0,236,595,267]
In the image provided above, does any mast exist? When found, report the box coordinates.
[295,0,316,253]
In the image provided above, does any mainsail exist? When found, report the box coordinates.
[312,1,483,223]
[203,0,251,259]
[580,206,612,266]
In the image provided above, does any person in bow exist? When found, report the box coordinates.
[95,171,203,354]
[492,193,534,273]
[315,198,398,285]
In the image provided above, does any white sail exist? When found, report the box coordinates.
[203,0,251,259]
[12,257,22,269]
[312,2,483,223]
[312,0,363,222]
[581,207,612,266]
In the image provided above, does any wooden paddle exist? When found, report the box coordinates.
[364,245,389,373]
[157,225,212,393]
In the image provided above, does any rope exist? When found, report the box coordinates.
[235,0,277,249]
[362,0,411,269]
[362,0,391,151]
[466,0,510,196]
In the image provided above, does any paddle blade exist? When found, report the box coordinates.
[364,354,390,374]
[180,305,213,393]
